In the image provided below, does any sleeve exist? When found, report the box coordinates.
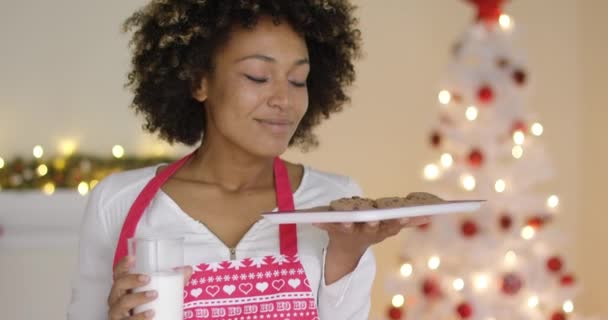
[67,180,115,320]
[316,177,376,319]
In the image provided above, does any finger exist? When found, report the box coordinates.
[110,290,157,320]
[406,216,432,226]
[341,222,355,233]
[108,274,150,306]
[113,256,135,280]
[362,220,380,235]
[126,309,155,320]
[174,265,194,283]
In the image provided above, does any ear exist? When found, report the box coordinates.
[192,76,208,103]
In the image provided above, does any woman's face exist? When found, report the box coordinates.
[194,16,310,158]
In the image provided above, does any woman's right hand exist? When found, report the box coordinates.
[107,256,157,320]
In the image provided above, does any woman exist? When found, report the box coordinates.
[68,1,427,319]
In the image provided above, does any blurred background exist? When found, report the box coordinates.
[0,0,606,319]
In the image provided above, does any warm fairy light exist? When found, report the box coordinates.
[461,174,476,191]
[512,145,524,159]
[495,179,506,193]
[504,251,517,266]
[521,226,535,240]
[440,153,453,168]
[563,300,574,313]
[424,164,440,180]
[78,182,89,196]
[466,106,478,121]
[499,14,513,30]
[528,295,539,308]
[59,139,78,156]
[43,182,55,195]
[428,256,441,270]
[513,131,525,145]
[90,179,99,189]
[33,145,44,159]
[0,157,5,169]
[392,294,405,308]
[438,90,452,105]
[547,195,560,208]
[112,145,125,159]
[36,164,48,177]
[400,263,413,277]
[531,123,544,136]
[474,274,490,290]
[453,278,465,291]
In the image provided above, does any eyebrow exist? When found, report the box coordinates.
[235,54,309,66]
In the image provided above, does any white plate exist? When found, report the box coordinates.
[261,200,485,224]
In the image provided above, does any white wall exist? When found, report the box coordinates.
[0,0,605,319]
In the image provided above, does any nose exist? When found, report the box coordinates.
[268,80,289,110]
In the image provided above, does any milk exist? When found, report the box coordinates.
[134,271,184,320]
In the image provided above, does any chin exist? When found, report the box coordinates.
[248,139,290,158]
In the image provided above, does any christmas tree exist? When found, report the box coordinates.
[384,1,584,319]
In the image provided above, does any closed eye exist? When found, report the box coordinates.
[290,80,307,88]
[245,75,268,83]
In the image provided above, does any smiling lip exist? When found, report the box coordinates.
[255,119,293,134]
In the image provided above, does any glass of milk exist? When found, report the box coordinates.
[129,236,185,320]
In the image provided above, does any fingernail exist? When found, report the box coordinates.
[139,275,150,282]
[145,310,155,318]
[146,290,157,298]
[400,218,410,225]
[368,221,379,227]
[342,223,353,228]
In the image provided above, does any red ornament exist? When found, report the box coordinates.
[466,0,505,23]
[456,302,473,319]
[551,311,567,320]
[431,131,442,148]
[501,273,523,295]
[422,278,442,299]
[511,120,527,134]
[478,85,494,104]
[513,69,527,85]
[547,256,563,273]
[527,215,552,229]
[560,274,576,286]
[388,306,403,320]
[461,220,478,237]
[468,149,484,168]
[499,214,513,231]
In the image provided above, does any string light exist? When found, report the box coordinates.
[512,145,524,159]
[0,157,5,169]
[563,300,574,313]
[531,122,544,136]
[513,131,525,145]
[33,145,44,159]
[499,14,513,30]
[453,278,465,291]
[495,179,506,193]
[392,294,405,308]
[59,139,78,156]
[547,195,559,208]
[112,145,125,159]
[43,182,55,195]
[36,164,48,177]
[90,179,99,189]
[400,263,413,277]
[78,182,89,196]
[461,174,476,191]
[474,274,490,290]
[424,164,440,180]
[504,251,517,266]
[440,153,453,168]
[528,295,539,308]
[428,256,441,270]
[438,90,451,105]
[521,226,535,240]
[466,106,478,121]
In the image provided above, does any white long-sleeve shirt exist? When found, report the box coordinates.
[67,163,375,320]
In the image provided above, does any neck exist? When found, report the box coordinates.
[187,134,276,193]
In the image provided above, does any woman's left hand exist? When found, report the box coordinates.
[314,216,430,284]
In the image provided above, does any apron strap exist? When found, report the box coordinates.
[112,153,195,268]
[273,157,298,257]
